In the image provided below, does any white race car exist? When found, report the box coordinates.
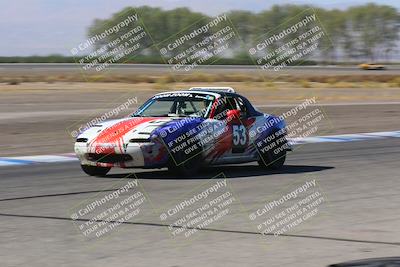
[75,87,290,176]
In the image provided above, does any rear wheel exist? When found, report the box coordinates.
[258,133,287,170]
[258,151,286,170]
[81,165,111,177]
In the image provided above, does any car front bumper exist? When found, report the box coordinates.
[74,142,147,168]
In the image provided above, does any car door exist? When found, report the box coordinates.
[208,95,255,162]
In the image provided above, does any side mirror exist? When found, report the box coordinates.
[226,109,241,122]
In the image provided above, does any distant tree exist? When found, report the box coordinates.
[346,4,399,61]
[85,4,400,63]
[227,10,257,42]
[315,8,346,63]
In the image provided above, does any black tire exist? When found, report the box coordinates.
[167,141,203,177]
[81,165,111,177]
[257,133,287,170]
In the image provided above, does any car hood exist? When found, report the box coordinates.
[77,116,209,154]
[77,117,173,149]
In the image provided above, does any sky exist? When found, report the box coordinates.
[0,0,398,56]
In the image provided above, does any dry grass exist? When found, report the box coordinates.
[2,81,400,104]
[389,77,400,87]
[298,79,312,88]
[0,72,399,89]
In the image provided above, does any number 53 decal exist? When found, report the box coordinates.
[232,125,247,148]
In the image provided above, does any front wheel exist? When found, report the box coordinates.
[167,142,204,177]
[81,165,111,177]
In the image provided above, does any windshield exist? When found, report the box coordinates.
[133,93,215,118]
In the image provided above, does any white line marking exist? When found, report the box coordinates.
[255,102,400,108]
[288,130,400,145]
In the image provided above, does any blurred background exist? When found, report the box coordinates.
[1,1,399,62]
[1,2,400,267]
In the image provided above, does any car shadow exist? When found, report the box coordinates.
[103,164,334,180]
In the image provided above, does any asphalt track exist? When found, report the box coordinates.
[0,138,399,267]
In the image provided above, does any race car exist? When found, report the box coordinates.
[75,87,290,176]
[358,63,386,70]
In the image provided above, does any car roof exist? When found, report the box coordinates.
[152,90,263,117]
[154,90,241,98]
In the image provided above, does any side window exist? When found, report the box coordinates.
[176,99,209,116]
[226,97,238,110]
[213,97,229,120]
[213,96,248,120]
[236,97,248,118]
